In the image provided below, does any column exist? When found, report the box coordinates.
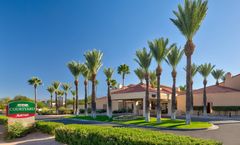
[133,101,138,115]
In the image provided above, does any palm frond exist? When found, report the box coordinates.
[166,44,184,70]
[84,49,103,75]
[134,48,152,73]
[61,83,71,92]
[134,68,145,83]
[71,90,76,96]
[117,64,130,75]
[104,67,114,82]
[211,69,225,81]
[149,71,157,88]
[184,63,199,77]
[28,77,42,87]
[198,63,215,79]
[52,81,61,90]
[67,61,84,80]
[47,86,55,94]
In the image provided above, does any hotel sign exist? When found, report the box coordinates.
[8,101,35,118]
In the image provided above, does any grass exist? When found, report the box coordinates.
[66,115,212,129]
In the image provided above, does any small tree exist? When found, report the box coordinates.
[211,69,225,85]
[61,83,71,108]
[117,64,130,87]
[104,67,114,118]
[28,77,42,110]
[47,86,55,108]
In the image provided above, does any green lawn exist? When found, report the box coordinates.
[67,115,212,129]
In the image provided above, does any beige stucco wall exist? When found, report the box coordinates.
[112,91,170,100]
[177,92,240,113]
[225,74,240,90]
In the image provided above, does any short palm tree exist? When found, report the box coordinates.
[117,64,130,87]
[52,81,61,114]
[135,48,152,122]
[85,49,103,118]
[82,64,90,116]
[198,63,215,116]
[71,90,76,114]
[67,61,83,115]
[28,77,42,111]
[148,37,171,123]
[166,44,184,120]
[47,86,55,108]
[61,83,71,108]
[170,0,208,124]
[149,71,157,88]
[211,69,225,85]
[56,90,64,107]
[134,68,145,84]
[104,67,114,118]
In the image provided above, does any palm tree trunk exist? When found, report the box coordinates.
[145,73,150,122]
[122,74,125,87]
[73,97,75,114]
[190,80,193,113]
[185,40,195,125]
[65,93,67,108]
[84,80,88,116]
[203,79,207,116]
[75,80,79,115]
[34,86,37,112]
[55,93,58,115]
[50,94,53,109]
[156,65,162,123]
[171,70,177,120]
[92,74,97,119]
[107,82,112,118]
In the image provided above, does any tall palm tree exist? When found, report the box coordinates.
[166,45,184,120]
[85,49,103,118]
[82,64,90,116]
[170,0,208,124]
[56,90,64,107]
[148,38,171,123]
[135,48,152,122]
[47,86,55,109]
[149,71,157,88]
[28,77,42,111]
[52,81,61,114]
[61,83,71,108]
[117,64,130,87]
[134,68,145,84]
[71,90,76,114]
[67,61,83,115]
[104,67,114,118]
[198,63,215,116]
[211,69,225,85]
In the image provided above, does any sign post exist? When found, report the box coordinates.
[7,101,36,127]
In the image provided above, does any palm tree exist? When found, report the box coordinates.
[170,0,208,124]
[47,86,55,108]
[211,69,225,85]
[61,83,71,108]
[52,81,61,114]
[28,77,42,111]
[149,71,157,88]
[179,85,186,91]
[134,68,145,84]
[166,45,184,120]
[198,63,215,116]
[56,90,64,107]
[117,64,130,87]
[104,67,114,118]
[71,90,76,114]
[85,49,103,118]
[148,38,170,123]
[82,64,90,116]
[134,48,152,122]
[110,79,117,89]
[67,61,83,115]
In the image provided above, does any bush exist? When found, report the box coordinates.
[58,107,73,114]
[37,107,55,115]
[55,125,221,145]
[36,121,64,135]
[193,106,203,111]
[0,115,8,125]
[96,109,106,113]
[212,106,240,111]
[113,108,133,114]
[79,108,91,114]
[7,122,34,139]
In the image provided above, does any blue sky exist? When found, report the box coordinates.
[1,0,240,100]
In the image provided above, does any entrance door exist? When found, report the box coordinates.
[207,102,212,113]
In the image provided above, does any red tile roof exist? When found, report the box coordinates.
[112,83,172,94]
[192,85,240,94]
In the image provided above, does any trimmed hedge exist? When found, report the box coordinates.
[55,124,221,145]
[212,106,240,111]
[36,121,64,135]
[0,115,8,125]
[193,106,203,111]
[7,122,35,139]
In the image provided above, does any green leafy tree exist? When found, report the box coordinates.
[28,77,42,110]
[134,48,152,122]
[170,0,208,124]
[82,64,90,116]
[198,63,215,116]
[61,83,71,108]
[52,81,61,114]
[148,38,171,123]
[117,64,130,87]
[134,68,145,84]
[211,69,225,85]
[47,86,55,108]
[85,49,103,118]
[67,61,83,115]
[104,67,114,118]
[11,95,33,102]
[166,44,184,120]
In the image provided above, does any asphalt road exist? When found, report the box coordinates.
[44,118,240,145]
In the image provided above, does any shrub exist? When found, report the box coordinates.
[36,121,64,135]
[79,108,91,114]
[7,122,34,139]
[37,107,55,115]
[58,107,73,114]
[113,108,133,114]
[0,115,8,125]
[96,109,106,113]
[212,106,240,111]
[55,125,221,145]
